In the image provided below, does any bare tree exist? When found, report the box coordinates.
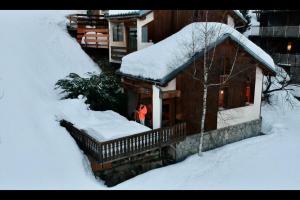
[171,10,247,156]
[263,66,300,107]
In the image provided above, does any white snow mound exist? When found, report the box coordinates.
[0,10,104,189]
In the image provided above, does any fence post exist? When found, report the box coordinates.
[98,143,103,163]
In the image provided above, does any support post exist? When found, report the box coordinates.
[152,85,162,129]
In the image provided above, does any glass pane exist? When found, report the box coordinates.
[142,25,148,43]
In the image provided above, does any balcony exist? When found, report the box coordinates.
[273,53,300,67]
[248,26,300,38]
[67,14,108,30]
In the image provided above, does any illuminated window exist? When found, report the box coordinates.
[218,88,228,109]
[245,83,251,104]
[287,42,292,52]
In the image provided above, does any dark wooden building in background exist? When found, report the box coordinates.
[248,10,300,83]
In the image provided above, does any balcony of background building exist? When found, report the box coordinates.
[273,53,300,67]
[248,25,300,38]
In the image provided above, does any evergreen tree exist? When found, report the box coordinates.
[55,72,124,112]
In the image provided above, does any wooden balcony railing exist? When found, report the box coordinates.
[60,120,187,164]
[67,14,108,30]
[249,25,300,38]
[78,28,109,49]
[273,53,300,67]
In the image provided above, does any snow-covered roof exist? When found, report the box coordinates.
[106,10,151,18]
[108,10,140,16]
[119,22,276,84]
[233,10,248,24]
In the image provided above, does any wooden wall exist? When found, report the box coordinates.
[150,10,230,44]
[175,39,258,135]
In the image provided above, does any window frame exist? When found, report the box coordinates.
[112,23,124,42]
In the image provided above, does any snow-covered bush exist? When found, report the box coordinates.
[55,72,124,112]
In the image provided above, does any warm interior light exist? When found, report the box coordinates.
[220,90,224,94]
[287,42,292,52]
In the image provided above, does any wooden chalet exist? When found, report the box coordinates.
[105,10,247,63]
[117,22,276,135]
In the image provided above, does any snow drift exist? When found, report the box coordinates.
[0,11,105,189]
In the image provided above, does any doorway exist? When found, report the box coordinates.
[127,26,137,53]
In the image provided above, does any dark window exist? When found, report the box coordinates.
[112,23,124,42]
[142,25,148,43]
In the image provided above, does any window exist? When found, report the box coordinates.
[142,25,148,43]
[245,76,255,105]
[218,87,228,109]
[112,23,124,42]
[287,42,292,52]
[245,81,251,105]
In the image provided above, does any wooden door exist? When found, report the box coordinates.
[162,98,176,127]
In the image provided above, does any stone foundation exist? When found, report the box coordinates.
[173,118,262,161]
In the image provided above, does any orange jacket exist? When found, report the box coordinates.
[138,105,147,120]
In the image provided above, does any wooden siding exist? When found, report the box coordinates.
[149,10,230,44]
[175,40,258,135]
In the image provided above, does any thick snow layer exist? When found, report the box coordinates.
[244,10,260,37]
[233,10,247,23]
[0,11,105,189]
[287,85,300,97]
[56,96,150,141]
[120,22,275,81]
[108,10,140,16]
[115,90,300,189]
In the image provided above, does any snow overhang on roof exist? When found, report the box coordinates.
[232,10,248,25]
[118,22,276,86]
[105,10,152,19]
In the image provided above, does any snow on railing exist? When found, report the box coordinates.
[60,120,187,164]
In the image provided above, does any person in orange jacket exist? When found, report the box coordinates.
[138,104,147,125]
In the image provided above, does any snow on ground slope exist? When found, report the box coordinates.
[0,11,105,189]
[115,91,300,189]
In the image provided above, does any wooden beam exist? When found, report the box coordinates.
[160,90,181,99]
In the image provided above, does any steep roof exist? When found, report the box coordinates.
[118,22,276,86]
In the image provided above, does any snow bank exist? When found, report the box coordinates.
[56,96,150,141]
[0,11,105,189]
[120,22,275,81]
[244,10,260,37]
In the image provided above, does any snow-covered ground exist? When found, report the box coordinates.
[114,90,300,189]
[0,10,106,189]
[1,10,300,190]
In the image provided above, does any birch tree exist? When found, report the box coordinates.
[173,10,244,156]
